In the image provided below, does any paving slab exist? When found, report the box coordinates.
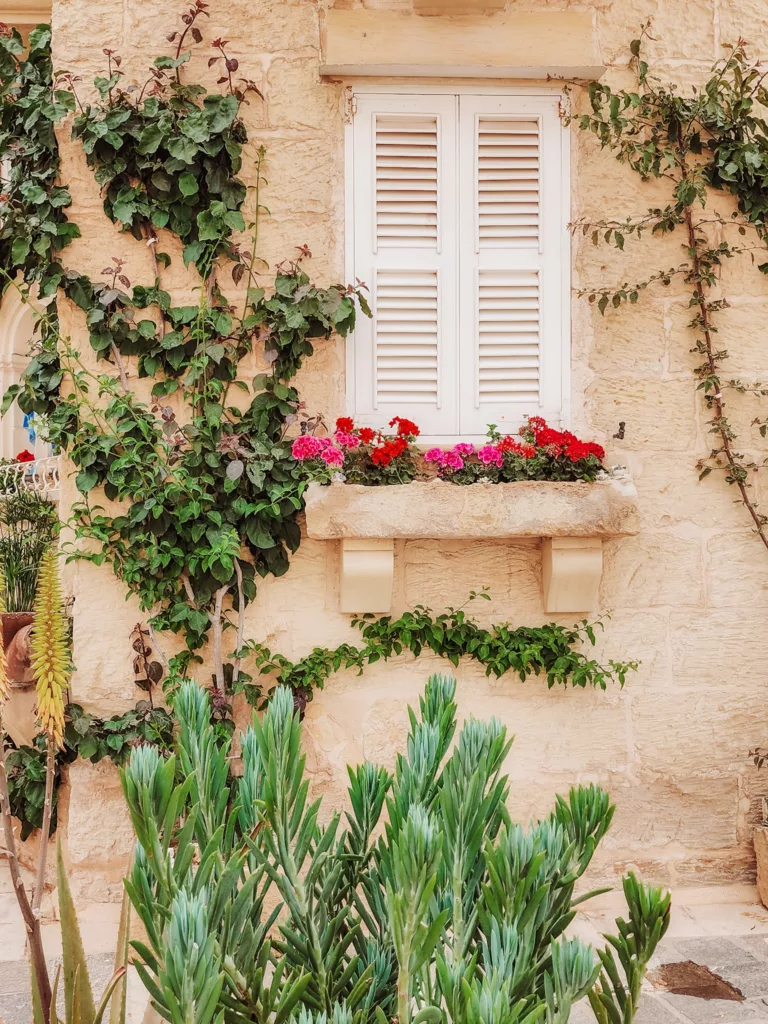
[658,993,768,1021]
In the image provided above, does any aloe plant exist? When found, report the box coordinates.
[121,674,671,1024]
[29,842,131,1024]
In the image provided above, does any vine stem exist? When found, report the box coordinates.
[146,621,170,674]
[110,342,130,393]
[210,584,229,692]
[683,202,768,551]
[0,732,52,1018]
[232,558,244,688]
[32,739,55,914]
[143,222,165,339]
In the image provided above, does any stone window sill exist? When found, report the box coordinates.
[304,478,640,614]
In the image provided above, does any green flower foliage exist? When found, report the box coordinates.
[239,593,638,708]
[120,676,670,1024]
[55,256,361,659]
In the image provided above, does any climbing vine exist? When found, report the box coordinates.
[238,592,638,710]
[0,16,365,687]
[572,30,768,552]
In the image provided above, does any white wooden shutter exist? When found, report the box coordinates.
[349,94,459,435]
[458,95,567,436]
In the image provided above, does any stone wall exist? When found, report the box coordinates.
[36,0,768,897]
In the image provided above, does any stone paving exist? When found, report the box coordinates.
[4,861,768,1024]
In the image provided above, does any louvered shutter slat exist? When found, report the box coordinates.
[477,117,540,249]
[477,270,540,403]
[375,271,438,403]
[376,115,438,249]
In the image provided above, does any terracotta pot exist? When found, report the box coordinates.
[6,623,33,683]
[754,825,768,908]
[1,610,33,653]
[1,611,37,747]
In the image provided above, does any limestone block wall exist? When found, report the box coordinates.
[39,0,768,898]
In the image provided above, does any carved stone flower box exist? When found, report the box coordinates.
[304,477,640,613]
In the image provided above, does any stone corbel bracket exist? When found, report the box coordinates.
[304,477,640,614]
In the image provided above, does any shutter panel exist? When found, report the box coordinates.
[458,95,566,436]
[350,94,459,436]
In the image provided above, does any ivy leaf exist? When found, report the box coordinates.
[226,459,244,481]
[76,468,99,493]
[166,135,198,163]
[11,237,31,264]
[137,123,166,155]
[196,209,220,240]
[179,172,199,197]
[76,737,99,760]
[183,241,205,267]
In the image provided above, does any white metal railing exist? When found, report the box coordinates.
[0,456,60,497]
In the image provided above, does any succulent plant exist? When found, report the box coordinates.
[120,674,671,1024]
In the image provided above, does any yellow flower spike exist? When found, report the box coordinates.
[30,548,69,748]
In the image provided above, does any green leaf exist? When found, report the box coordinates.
[11,237,31,264]
[179,172,199,197]
[57,841,97,1024]
[137,122,165,155]
[166,136,198,162]
[76,469,99,494]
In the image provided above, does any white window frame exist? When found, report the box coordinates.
[344,83,572,445]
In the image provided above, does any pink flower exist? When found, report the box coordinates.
[424,447,447,466]
[443,450,464,470]
[478,444,503,467]
[292,435,324,460]
[453,443,475,457]
[334,430,361,449]
[320,446,344,466]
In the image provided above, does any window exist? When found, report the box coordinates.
[346,90,570,440]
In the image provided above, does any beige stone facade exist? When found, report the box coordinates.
[4,0,768,902]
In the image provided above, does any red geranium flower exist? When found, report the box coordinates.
[498,435,521,453]
[386,437,408,457]
[389,416,420,438]
[15,449,34,463]
[371,448,391,466]
[335,416,355,433]
[358,427,376,444]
